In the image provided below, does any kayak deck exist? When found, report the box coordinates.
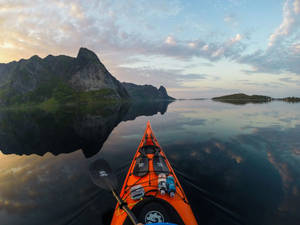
[111,121,198,225]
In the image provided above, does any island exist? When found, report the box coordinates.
[212,93,300,105]
[212,93,272,105]
[277,97,300,103]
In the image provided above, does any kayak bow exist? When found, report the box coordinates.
[111,121,198,225]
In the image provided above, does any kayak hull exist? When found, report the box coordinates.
[111,121,198,225]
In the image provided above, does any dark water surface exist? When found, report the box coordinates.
[0,100,299,225]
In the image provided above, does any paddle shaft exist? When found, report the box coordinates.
[111,189,138,225]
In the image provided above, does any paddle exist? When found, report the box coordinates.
[89,158,139,225]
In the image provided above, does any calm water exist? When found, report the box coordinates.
[0,100,300,225]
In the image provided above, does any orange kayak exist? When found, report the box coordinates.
[111,121,198,225]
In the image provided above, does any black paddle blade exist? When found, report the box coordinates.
[89,158,118,191]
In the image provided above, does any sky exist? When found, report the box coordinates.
[0,0,300,98]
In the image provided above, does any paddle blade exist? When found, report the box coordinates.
[89,158,118,191]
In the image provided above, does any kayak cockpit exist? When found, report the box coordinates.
[123,197,185,225]
[140,145,160,154]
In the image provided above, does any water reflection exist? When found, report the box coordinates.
[0,101,171,225]
[0,101,171,157]
[0,100,300,225]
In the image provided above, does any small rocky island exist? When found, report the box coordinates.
[277,97,300,103]
[0,48,174,108]
[212,93,272,104]
[213,93,300,104]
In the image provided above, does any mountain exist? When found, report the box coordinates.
[212,93,272,105]
[69,48,128,96]
[0,48,130,105]
[0,48,175,106]
[122,82,175,100]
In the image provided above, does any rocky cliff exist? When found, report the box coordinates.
[122,82,174,100]
[69,48,128,97]
[0,48,129,105]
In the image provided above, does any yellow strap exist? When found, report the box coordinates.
[116,198,143,216]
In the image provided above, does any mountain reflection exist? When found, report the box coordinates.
[0,101,171,157]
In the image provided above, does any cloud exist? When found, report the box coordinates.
[292,43,300,53]
[232,33,242,42]
[224,13,238,26]
[177,73,207,80]
[268,0,299,47]
[0,1,182,58]
[224,15,234,23]
[115,66,210,89]
[294,0,300,14]
[165,36,176,45]
[279,77,300,85]
[150,33,246,62]
[239,45,300,75]
[188,42,196,48]
[239,0,300,75]
[239,80,283,88]
[0,1,32,11]
[210,34,243,58]
[69,3,85,19]
[0,0,247,66]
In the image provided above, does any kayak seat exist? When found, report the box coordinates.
[123,197,184,225]
[133,154,149,177]
[153,152,170,175]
